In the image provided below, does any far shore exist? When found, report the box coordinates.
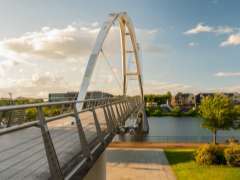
[109,142,229,149]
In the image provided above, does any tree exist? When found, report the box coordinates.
[172,106,181,116]
[199,94,236,144]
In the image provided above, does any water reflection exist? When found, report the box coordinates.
[114,117,240,143]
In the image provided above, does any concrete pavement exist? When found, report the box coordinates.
[106,148,176,180]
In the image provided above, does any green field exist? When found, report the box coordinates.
[164,148,240,180]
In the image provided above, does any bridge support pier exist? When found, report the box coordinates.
[84,151,106,180]
[142,110,149,133]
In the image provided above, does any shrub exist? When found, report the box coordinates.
[152,108,162,116]
[224,144,240,167]
[184,108,197,116]
[226,137,239,145]
[25,108,37,122]
[195,144,224,165]
[145,107,154,116]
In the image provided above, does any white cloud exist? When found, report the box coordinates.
[0,23,162,98]
[213,85,240,93]
[188,42,198,47]
[184,23,234,35]
[0,25,98,60]
[214,26,234,34]
[144,80,240,94]
[214,72,240,77]
[220,34,240,47]
[0,60,20,76]
[0,24,162,62]
[184,23,213,34]
[0,72,79,98]
[144,80,199,94]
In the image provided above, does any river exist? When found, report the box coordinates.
[114,116,240,143]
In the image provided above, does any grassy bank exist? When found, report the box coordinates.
[164,148,240,180]
[146,107,198,117]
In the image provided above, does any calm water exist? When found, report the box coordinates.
[114,117,240,143]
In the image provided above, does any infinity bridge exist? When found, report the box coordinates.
[0,12,149,180]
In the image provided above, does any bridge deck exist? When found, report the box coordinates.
[0,97,143,179]
[0,111,106,180]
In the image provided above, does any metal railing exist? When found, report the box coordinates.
[0,96,143,180]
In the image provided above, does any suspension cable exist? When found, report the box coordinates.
[100,49,123,91]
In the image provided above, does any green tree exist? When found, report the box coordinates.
[25,108,37,122]
[172,106,181,116]
[199,94,236,144]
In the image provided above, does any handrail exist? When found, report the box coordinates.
[0,96,140,135]
[0,95,143,179]
[0,96,124,112]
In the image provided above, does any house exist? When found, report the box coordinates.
[195,92,240,106]
[224,92,240,104]
[194,93,215,106]
[232,93,240,104]
[146,102,158,108]
[171,93,195,109]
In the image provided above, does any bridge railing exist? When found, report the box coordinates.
[0,96,142,180]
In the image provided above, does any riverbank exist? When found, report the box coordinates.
[108,142,240,180]
[109,142,229,149]
[146,107,198,117]
[165,148,240,180]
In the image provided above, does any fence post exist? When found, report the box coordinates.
[37,106,64,180]
[109,104,118,127]
[118,103,125,124]
[118,101,124,116]
[73,105,91,159]
[121,101,127,115]
[103,106,113,133]
[114,104,121,125]
[125,100,130,112]
[106,105,116,130]
[92,108,105,144]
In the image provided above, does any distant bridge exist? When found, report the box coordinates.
[0,12,148,180]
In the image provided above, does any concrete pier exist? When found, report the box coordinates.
[84,151,106,180]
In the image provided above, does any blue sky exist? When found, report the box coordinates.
[0,0,240,97]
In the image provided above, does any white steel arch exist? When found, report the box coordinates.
[77,12,144,110]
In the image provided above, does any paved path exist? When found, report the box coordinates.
[106,148,176,180]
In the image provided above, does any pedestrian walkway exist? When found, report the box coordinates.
[106,148,176,180]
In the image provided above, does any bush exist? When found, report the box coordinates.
[184,108,198,116]
[226,137,239,145]
[152,108,162,116]
[171,106,182,116]
[25,108,37,122]
[145,107,154,116]
[195,144,225,165]
[224,144,240,167]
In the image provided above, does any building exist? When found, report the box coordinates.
[48,91,113,102]
[232,93,240,104]
[194,93,214,106]
[171,93,195,109]
[48,92,78,102]
[195,92,240,106]
[85,91,113,99]
[146,102,158,108]
[224,92,240,104]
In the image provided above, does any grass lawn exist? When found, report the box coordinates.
[164,148,240,180]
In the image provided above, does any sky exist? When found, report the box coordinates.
[0,0,240,98]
